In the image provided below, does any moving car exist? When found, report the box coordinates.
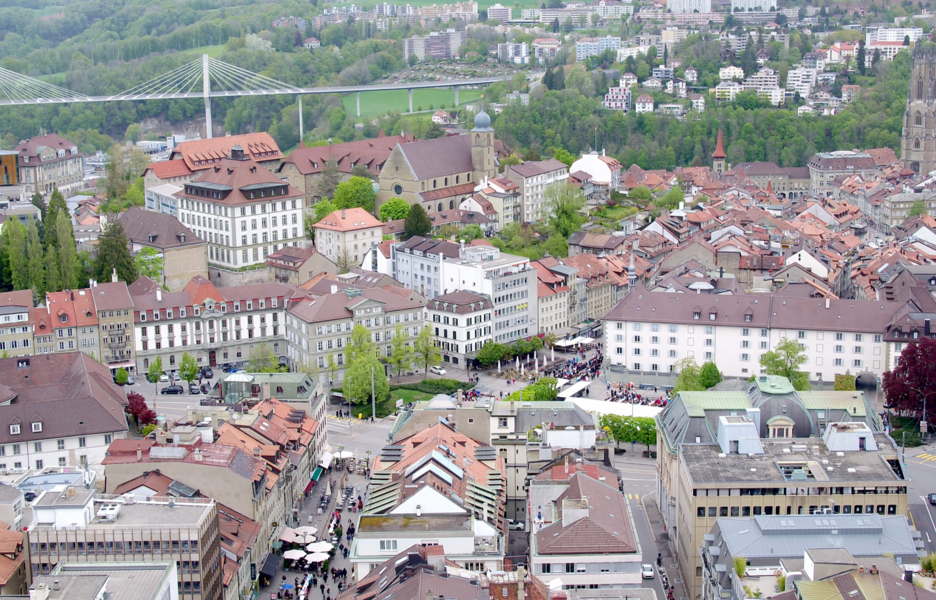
[929,493,936,505]
[430,366,446,375]
[508,520,524,531]
[160,385,184,395]
[641,564,654,579]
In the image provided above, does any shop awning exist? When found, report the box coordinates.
[260,553,281,577]
[304,479,314,494]
[271,541,283,550]
[311,466,324,482]
[318,452,334,468]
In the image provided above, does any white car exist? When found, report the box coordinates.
[508,520,524,531]
[430,366,446,375]
[641,564,654,579]
[158,373,169,383]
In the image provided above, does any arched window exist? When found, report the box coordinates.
[919,78,925,100]
[144,358,149,368]
[916,112,924,126]
[487,134,492,144]
[169,355,176,366]
[437,203,443,212]
[449,200,455,209]
[915,138,922,150]
[475,134,480,144]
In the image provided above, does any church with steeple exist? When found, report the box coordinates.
[901,41,936,175]
[712,127,727,175]
[376,106,503,214]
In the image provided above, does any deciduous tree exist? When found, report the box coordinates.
[333,176,376,213]
[342,354,389,406]
[674,357,704,392]
[147,356,163,384]
[179,352,198,384]
[699,361,723,389]
[477,341,505,366]
[760,338,811,390]
[387,323,413,377]
[543,181,586,237]
[379,197,410,222]
[134,246,164,281]
[246,343,286,372]
[883,337,936,425]
[413,326,442,372]
[348,324,376,363]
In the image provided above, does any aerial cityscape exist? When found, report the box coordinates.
[1,0,936,599]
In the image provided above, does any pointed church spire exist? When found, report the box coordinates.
[713,128,726,160]
[766,179,774,194]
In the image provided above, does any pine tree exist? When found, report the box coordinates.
[25,218,45,301]
[856,41,866,76]
[95,221,139,284]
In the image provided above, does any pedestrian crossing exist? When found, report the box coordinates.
[625,493,640,500]
[913,453,936,462]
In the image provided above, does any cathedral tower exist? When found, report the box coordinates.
[712,127,726,176]
[902,42,936,175]
[471,104,497,184]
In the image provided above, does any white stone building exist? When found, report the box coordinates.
[428,290,493,367]
[312,208,384,268]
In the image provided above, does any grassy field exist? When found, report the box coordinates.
[181,44,227,58]
[391,389,434,404]
[342,88,482,120]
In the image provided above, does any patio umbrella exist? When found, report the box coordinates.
[305,552,331,563]
[294,526,318,536]
[551,347,554,362]
[305,541,333,553]
[283,550,306,560]
[335,451,353,459]
[515,356,519,370]
[295,533,316,545]
[520,363,524,375]
[497,360,501,373]
[279,528,297,543]
[282,584,295,590]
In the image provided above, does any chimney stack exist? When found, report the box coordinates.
[341,208,346,219]
[331,284,338,295]
[112,268,118,283]
[156,289,162,302]
[136,445,142,462]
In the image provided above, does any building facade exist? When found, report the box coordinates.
[312,208,384,268]
[503,159,569,223]
[174,146,306,272]
[428,290,492,366]
[15,134,82,197]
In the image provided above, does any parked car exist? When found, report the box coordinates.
[200,383,211,394]
[641,564,654,579]
[189,383,200,395]
[430,366,446,375]
[508,520,524,531]
[160,385,184,395]
[200,367,214,379]
[220,364,233,373]
[929,493,936,505]
[158,373,169,383]
[125,376,135,386]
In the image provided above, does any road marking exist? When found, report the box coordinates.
[918,495,936,546]
[916,454,936,461]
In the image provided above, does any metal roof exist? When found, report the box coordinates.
[678,391,752,411]
[797,392,868,416]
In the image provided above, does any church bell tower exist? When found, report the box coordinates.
[902,42,936,175]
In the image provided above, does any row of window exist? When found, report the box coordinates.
[622,322,882,343]
[698,504,898,517]
[140,300,279,322]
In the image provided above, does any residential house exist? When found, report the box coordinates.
[427,290,492,367]
[390,236,461,299]
[15,134,82,197]
[117,207,208,292]
[635,94,654,113]
[265,246,336,285]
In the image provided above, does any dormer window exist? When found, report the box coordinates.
[709,312,717,321]
[744,314,752,322]
[693,311,700,320]
[31,422,41,433]
[59,315,67,323]
[9,425,19,435]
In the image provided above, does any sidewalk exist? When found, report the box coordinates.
[262,464,370,599]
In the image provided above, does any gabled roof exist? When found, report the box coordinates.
[314,208,383,232]
[117,207,204,249]
[144,160,193,179]
[395,135,477,180]
[174,157,304,206]
[170,133,282,170]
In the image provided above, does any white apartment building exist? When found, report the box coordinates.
[441,245,537,345]
[731,0,772,10]
[285,286,424,383]
[312,208,384,268]
[537,280,569,334]
[715,81,742,101]
[487,3,511,20]
[390,236,461,300]
[743,67,784,105]
[602,291,901,385]
[575,36,621,61]
[865,41,909,67]
[719,65,745,81]
[428,290,493,366]
[666,0,711,14]
[532,38,561,64]
[786,68,817,97]
[603,85,632,113]
[866,26,923,45]
[144,183,182,217]
[174,147,305,270]
[504,159,569,223]
[635,94,655,113]
[497,42,530,64]
[131,277,303,373]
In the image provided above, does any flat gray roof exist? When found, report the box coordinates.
[87,500,212,528]
[43,562,175,600]
[681,434,903,485]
